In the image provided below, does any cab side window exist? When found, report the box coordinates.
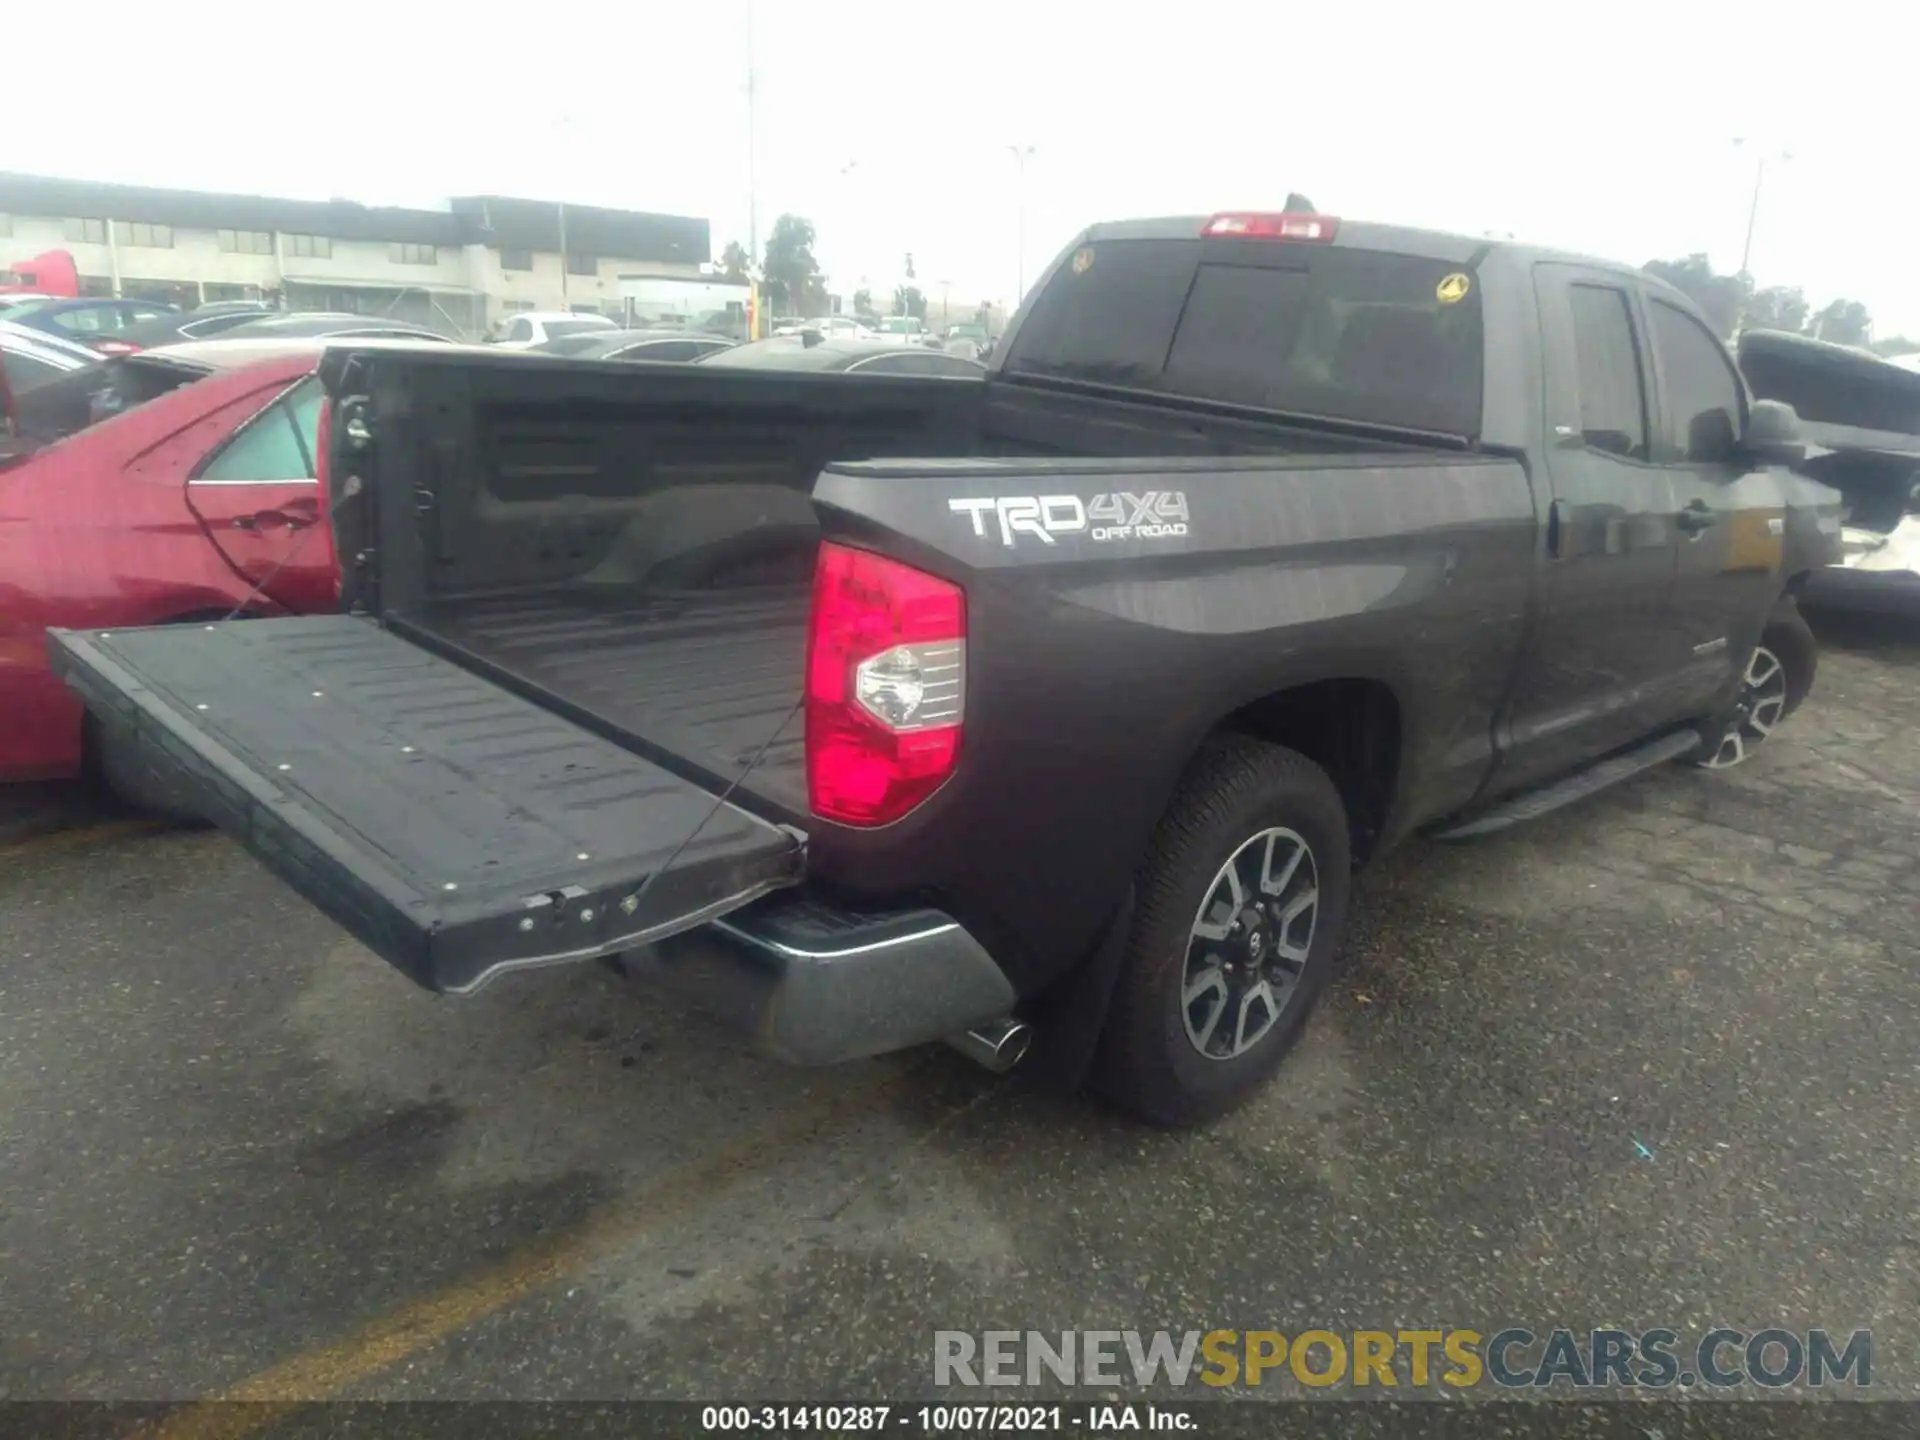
[1649,300,1743,464]
[1566,284,1649,460]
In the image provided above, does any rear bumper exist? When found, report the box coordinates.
[644,893,1018,1065]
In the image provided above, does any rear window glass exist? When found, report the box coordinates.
[543,319,615,339]
[5,354,206,446]
[699,338,840,370]
[1005,238,1484,437]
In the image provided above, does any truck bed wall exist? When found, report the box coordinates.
[343,357,1396,620]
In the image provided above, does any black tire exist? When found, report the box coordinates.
[1094,737,1352,1128]
[1689,595,1817,769]
[1765,596,1817,721]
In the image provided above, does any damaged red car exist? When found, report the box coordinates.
[0,336,351,801]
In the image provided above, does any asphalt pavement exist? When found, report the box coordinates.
[2,610,1916,1427]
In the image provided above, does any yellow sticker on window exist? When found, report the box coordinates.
[1436,273,1471,304]
[1071,247,1096,275]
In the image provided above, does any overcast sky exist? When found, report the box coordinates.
[8,0,1913,329]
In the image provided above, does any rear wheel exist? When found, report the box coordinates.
[1095,737,1352,1128]
[1692,600,1817,769]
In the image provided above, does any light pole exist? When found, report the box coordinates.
[1733,138,1792,279]
[1008,144,1035,304]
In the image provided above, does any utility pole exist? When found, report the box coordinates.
[557,200,569,306]
[1008,144,1035,304]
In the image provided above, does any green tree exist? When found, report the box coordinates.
[852,287,873,316]
[1643,254,1749,338]
[1741,285,1809,335]
[720,240,750,282]
[761,214,823,316]
[1869,335,1920,358]
[893,284,927,320]
[1810,299,1872,347]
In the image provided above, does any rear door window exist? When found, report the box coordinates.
[1565,285,1649,460]
[1005,237,1484,435]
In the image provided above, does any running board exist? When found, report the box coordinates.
[1431,729,1703,840]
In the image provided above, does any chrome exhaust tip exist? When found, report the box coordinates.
[945,1017,1033,1074]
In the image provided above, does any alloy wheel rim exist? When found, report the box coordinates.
[1704,644,1789,769]
[1181,827,1319,1060]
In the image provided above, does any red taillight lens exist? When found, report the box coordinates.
[92,339,140,355]
[1201,212,1338,242]
[805,541,966,827]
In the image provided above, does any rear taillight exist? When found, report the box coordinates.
[92,339,140,355]
[1201,212,1338,242]
[805,541,966,826]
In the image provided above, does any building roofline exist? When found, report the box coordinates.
[0,173,710,266]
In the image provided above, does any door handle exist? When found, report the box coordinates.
[234,506,316,533]
[1676,501,1717,535]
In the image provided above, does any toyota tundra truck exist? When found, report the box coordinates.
[49,211,1843,1126]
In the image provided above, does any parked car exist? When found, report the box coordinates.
[531,329,737,362]
[211,313,450,343]
[486,311,619,348]
[1,297,182,355]
[870,315,932,347]
[685,309,750,342]
[110,302,280,352]
[2,319,105,389]
[698,335,986,376]
[0,335,485,799]
[1,322,104,460]
[1738,329,1920,613]
[941,322,990,358]
[49,211,1840,1127]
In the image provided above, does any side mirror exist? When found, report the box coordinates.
[1743,399,1805,469]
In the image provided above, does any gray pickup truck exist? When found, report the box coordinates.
[51,210,1841,1126]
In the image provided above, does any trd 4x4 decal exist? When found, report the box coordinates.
[948,491,1190,547]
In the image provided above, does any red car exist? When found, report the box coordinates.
[0,337,348,789]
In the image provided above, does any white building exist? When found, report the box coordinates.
[0,174,710,339]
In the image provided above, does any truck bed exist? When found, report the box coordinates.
[416,585,809,819]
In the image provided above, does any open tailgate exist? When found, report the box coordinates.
[48,616,804,994]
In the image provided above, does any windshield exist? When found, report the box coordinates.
[1004,238,1485,437]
